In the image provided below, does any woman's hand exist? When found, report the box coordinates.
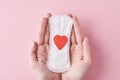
[62,16,92,80]
[29,13,61,80]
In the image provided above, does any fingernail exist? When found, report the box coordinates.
[86,37,89,44]
[33,41,35,43]
[47,13,51,17]
[32,41,36,46]
[32,41,34,46]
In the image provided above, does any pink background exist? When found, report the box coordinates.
[0,0,120,80]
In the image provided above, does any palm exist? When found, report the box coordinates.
[35,44,60,80]
[62,45,89,80]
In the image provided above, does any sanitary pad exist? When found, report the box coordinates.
[47,15,73,73]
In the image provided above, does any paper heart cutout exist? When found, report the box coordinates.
[54,35,68,50]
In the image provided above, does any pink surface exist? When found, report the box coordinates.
[0,0,120,80]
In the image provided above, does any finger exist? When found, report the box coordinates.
[83,37,91,62]
[47,13,52,17]
[67,14,76,44]
[30,41,38,65]
[44,13,52,44]
[67,14,73,18]
[37,46,48,64]
[38,17,48,45]
[70,26,77,44]
[67,14,77,44]
[73,16,82,45]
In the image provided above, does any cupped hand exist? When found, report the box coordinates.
[29,13,61,80]
[62,15,92,80]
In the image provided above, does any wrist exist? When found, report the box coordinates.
[39,76,54,80]
[39,75,60,80]
[40,77,54,80]
[62,76,83,80]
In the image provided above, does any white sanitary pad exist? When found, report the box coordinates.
[47,15,73,73]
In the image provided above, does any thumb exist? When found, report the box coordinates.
[29,41,38,66]
[83,37,91,62]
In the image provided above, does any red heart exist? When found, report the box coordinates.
[54,35,68,50]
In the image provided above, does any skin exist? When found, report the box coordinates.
[30,13,92,80]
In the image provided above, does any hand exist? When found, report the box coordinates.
[29,13,61,80]
[62,15,92,80]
